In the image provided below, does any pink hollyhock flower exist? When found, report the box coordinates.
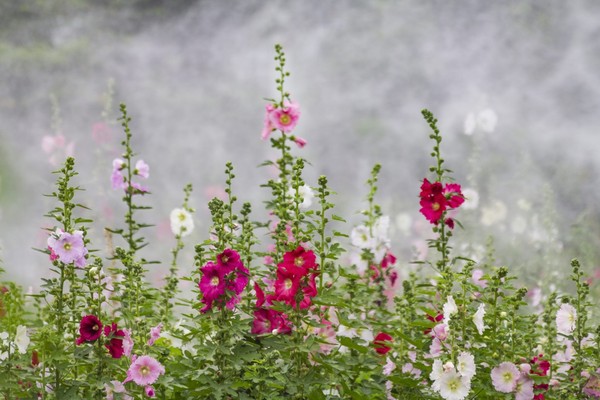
[261,104,276,140]
[293,136,307,148]
[254,282,266,308]
[268,100,300,133]
[104,380,128,400]
[124,355,165,386]
[47,229,87,266]
[584,373,600,397]
[374,332,393,355]
[419,179,447,224]
[515,374,535,400]
[147,323,162,346]
[122,329,134,357]
[129,181,149,194]
[104,323,125,359]
[145,386,155,397]
[432,323,448,341]
[251,308,292,335]
[47,246,58,261]
[134,160,150,179]
[76,315,103,344]
[443,183,465,208]
[471,269,488,289]
[491,362,520,393]
[111,159,127,190]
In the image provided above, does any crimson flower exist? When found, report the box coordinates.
[104,323,125,359]
[76,315,103,345]
[374,332,393,355]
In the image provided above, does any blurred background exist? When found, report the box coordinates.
[1,0,599,296]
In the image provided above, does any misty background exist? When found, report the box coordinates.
[1,0,599,294]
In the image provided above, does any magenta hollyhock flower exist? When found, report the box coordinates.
[419,179,447,224]
[228,263,249,297]
[134,160,150,179]
[47,229,87,266]
[251,308,292,335]
[293,136,307,148]
[104,323,125,359]
[444,183,465,208]
[199,262,226,312]
[269,100,300,132]
[147,323,162,346]
[274,267,302,305]
[374,332,393,355]
[76,315,103,345]
[216,248,242,274]
[145,386,155,397]
[124,355,165,386]
[281,246,317,277]
[47,246,58,261]
[254,282,266,308]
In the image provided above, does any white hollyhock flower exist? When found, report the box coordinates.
[490,362,519,393]
[480,200,508,226]
[556,303,576,335]
[456,352,476,381]
[287,184,315,209]
[350,225,375,249]
[473,303,486,335]
[430,359,444,392]
[461,188,479,210]
[443,296,458,325]
[438,369,471,400]
[14,325,29,354]
[477,108,498,133]
[170,208,194,237]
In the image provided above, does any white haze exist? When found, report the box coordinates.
[0,1,599,288]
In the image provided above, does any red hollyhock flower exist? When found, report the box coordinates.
[254,282,266,308]
[281,246,317,277]
[374,332,393,355]
[76,315,103,345]
[423,313,444,335]
[419,179,448,224]
[443,183,465,208]
[198,262,226,313]
[104,323,125,359]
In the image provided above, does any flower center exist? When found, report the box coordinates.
[140,366,150,376]
[210,276,220,286]
[448,376,459,391]
[279,114,291,125]
[63,243,72,251]
[503,372,513,383]
[221,255,229,264]
[432,202,440,211]
[294,257,304,267]
[92,324,99,331]
[178,213,186,221]
[284,278,293,290]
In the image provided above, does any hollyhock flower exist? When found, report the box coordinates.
[287,184,315,209]
[105,380,128,400]
[124,355,165,386]
[148,322,162,346]
[351,225,376,249]
[477,108,498,133]
[122,329,134,357]
[515,374,534,400]
[251,308,291,335]
[443,184,464,208]
[584,373,600,397]
[556,303,576,335]
[293,136,307,148]
[134,160,149,178]
[216,248,242,273]
[169,208,194,237]
[443,296,458,325]
[473,303,486,335]
[145,386,155,397]
[281,246,317,277]
[374,332,393,355]
[432,323,448,341]
[456,352,476,381]
[424,313,444,336]
[14,325,29,354]
[47,246,58,261]
[419,179,448,224]
[47,229,87,266]
[268,100,300,132]
[529,355,550,376]
[77,315,103,344]
[261,103,276,140]
[129,181,149,194]
[111,159,127,190]
[438,369,471,400]
[104,323,125,359]
[274,267,302,305]
[491,362,519,393]
[429,337,443,358]
[430,359,444,391]
[199,262,226,312]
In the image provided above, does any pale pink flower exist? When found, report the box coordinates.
[515,374,534,400]
[105,380,128,400]
[432,323,448,341]
[491,362,519,393]
[122,329,134,357]
[47,229,87,267]
[134,160,150,178]
[438,369,471,400]
[261,104,276,140]
[456,352,476,381]
[293,136,307,148]
[111,159,127,190]
[471,269,487,288]
[124,355,165,386]
[429,337,443,358]
[556,303,576,335]
[473,303,486,335]
[147,323,162,346]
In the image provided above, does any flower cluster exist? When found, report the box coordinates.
[419,179,465,227]
[198,249,249,313]
[350,215,391,274]
[111,158,150,193]
[0,326,30,360]
[47,228,88,267]
[430,352,476,400]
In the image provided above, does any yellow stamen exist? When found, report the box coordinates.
[284,279,293,290]
[210,276,220,286]
[279,114,291,125]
